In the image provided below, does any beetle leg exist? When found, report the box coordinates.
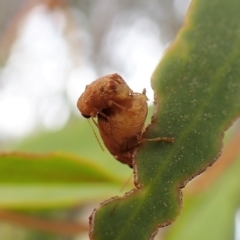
[97,111,111,120]
[89,108,99,118]
[107,100,136,114]
[107,100,127,111]
[141,137,174,143]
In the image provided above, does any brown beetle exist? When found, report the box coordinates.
[77,73,133,118]
[77,73,174,167]
[97,91,148,167]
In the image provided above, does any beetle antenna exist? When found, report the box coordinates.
[87,118,105,151]
[111,173,133,216]
[120,173,133,192]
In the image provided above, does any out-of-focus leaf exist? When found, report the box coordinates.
[0,152,122,183]
[0,184,124,210]
[90,0,240,239]
[0,152,129,209]
[7,117,133,180]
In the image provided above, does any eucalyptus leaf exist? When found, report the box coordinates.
[0,152,127,209]
[90,0,240,239]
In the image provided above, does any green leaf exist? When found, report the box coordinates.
[7,117,133,180]
[0,152,121,183]
[90,0,240,239]
[0,152,129,209]
[0,184,124,210]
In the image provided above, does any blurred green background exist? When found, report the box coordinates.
[1,0,240,240]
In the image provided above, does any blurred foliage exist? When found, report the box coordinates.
[12,116,133,179]
[0,0,240,240]
[0,0,182,239]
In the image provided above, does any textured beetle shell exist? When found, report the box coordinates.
[77,73,148,167]
[77,73,133,118]
[97,93,148,167]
